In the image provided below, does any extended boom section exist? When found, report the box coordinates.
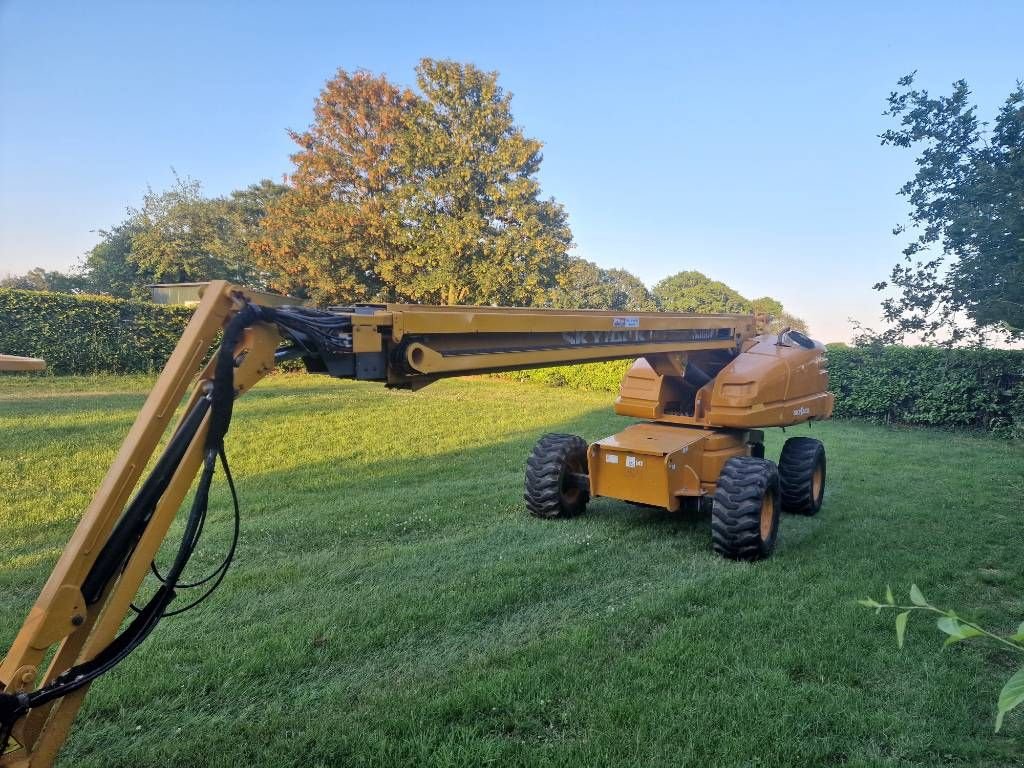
[297,303,758,387]
[1,282,833,767]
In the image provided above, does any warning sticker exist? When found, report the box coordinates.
[3,734,24,755]
[612,316,640,328]
[605,454,619,464]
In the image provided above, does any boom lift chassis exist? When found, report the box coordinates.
[1,281,833,766]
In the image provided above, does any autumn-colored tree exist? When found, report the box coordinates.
[256,70,416,303]
[259,60,571,305]
[393,59,571,305]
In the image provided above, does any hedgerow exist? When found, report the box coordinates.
[0,289,192,374]
[826,344,1023,436]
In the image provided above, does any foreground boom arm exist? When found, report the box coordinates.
[1,282,757,766]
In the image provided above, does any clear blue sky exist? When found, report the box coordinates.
[2,1,1022,341]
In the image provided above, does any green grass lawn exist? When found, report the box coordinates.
[2,374,1022,767]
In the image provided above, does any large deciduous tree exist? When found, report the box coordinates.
[257,59,572,305]
[77,176,286,298]
[255,70,416,303]
[550,258,657,310]
[652,270,808,332]
[0,268,87,293]
[869,74,1024,345]
[652,270,752,313]
[395,59,571,305]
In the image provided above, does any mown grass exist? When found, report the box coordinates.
[1,374,1022,767]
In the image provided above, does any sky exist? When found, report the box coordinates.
[1,1,1022,342]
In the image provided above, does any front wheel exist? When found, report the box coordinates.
[778,437,826,515]
[711,457,780,560]
[524,434,590,519]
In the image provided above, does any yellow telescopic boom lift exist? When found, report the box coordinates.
[0,281,833,766]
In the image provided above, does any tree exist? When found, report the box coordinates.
[651,270,809,333]
[550,258,656,310]
[605,268,659,311]
[750,296,808,333]
[257,60,572,305]
[255,70,416,304]
[0,268,87,293]
[766,311,809,334]
[80,221,148,299]
[394,59,571,305]
[130,174,265,287]
[79,176,285,298]
[212,180,289,289]
[652,270,752,313]
[869,74,1024,346]
[750,296,784,319]
[549,258,618,309]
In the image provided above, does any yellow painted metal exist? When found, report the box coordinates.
[382,304,754,341]
[366,305,755,386]
[614,333,835,429]
[1,281,280,768]
[587,423,749,511]
[0,355,45,372]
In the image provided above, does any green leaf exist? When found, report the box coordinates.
[1010,621,1024,644]
[885,585,895,606]
[909,584,928,607]
[936,617,984,645]
[995,666,1024,732]
[896,611,910,649]
[857,598,882,609]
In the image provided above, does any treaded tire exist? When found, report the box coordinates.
[778,437,826,515]
[524,434,590,519]
[711,457,780,561]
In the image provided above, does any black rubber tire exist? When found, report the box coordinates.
[778,437,826,515]
[524,434,590,519]
[710,457,781,561]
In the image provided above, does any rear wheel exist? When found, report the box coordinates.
[710,457,780,560]
[524,434,590,519]
[778,437,826,515]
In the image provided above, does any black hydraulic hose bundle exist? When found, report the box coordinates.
[0,302,263,753]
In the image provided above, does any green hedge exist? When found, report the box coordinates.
[826,345,1023,436]
[498,346,1024,437]
[0,289,193,374]
[499,360,631,392]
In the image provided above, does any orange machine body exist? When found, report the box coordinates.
[588,334,833,511]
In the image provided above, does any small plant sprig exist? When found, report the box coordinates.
[859,584,1024,732]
